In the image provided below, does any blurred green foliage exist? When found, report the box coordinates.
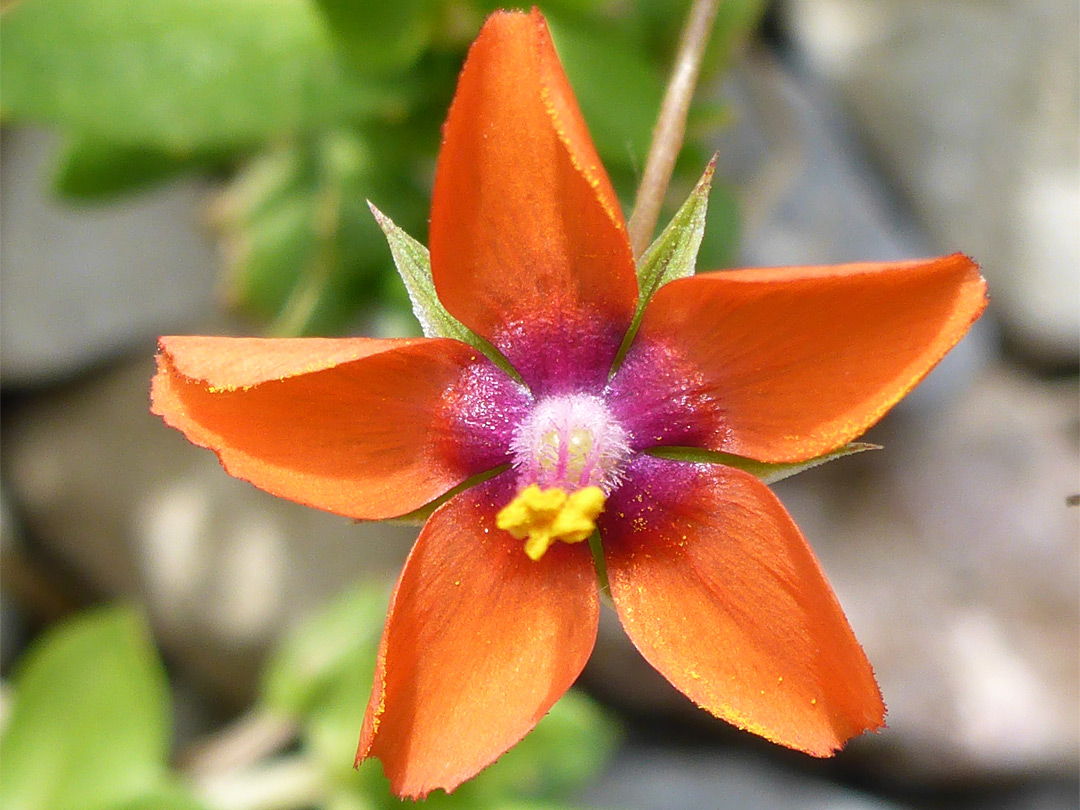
[0,606,188,810]
[1,590,619,810]
[1,0,765,334]
[261,582,621,808]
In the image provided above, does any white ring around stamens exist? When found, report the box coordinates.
[510,393,630,494]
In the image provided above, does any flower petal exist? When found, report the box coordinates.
[357,474,599,798]
[601,455,885,755]
[152,336,528,520]
[615,254,987,461]
[430,9,637,394]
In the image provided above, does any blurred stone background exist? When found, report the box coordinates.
[2,1,1077,808]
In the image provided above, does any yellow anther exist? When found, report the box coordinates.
[496,484,606,561]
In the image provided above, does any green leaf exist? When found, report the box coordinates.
[478,688,620,799]
[649,442,882,484]
[0,606,171,810]
[52,137,223,200]
[710,0,770,72]
[265,586,620,804]
[332,689,619,807]
[262,586,387,789]
[215,134,408,335]
[305,656,378,783]
[313,0,440,74]
[116,783,211,810]
[368,203,522,380]
[214,145,319,321]
[262,585,391,796]
[0,0,405,150]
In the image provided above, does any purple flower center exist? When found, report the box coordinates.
[510,393,630,494]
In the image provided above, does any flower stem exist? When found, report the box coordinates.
[627,0,722,259]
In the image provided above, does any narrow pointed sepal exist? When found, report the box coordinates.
[612,156,716,372]
[368,201,472,344]
[635,155,716,313]
[369,202,520,380]
[650,442,881,484]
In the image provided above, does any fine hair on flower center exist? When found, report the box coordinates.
[510,393,629,494]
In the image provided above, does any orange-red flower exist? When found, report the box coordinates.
[151,9,987,800]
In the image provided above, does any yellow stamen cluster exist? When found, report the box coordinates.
[496,484,605,561]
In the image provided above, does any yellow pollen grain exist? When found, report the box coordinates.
[496,484,605,561]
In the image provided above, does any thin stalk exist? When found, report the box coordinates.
[627,0,722,259]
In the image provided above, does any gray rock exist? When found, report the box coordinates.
[0,485,28,673]
[716,51,929,268]
[2,356,417,703]
[584,49,1077,782]
[0,128,220,387]
[714,51,995,411]
[582,746,910,810]
[588,362,1079,782]
[853,366,1079,779]
[784,0,1080,365]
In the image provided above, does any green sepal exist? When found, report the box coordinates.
[649,442,881,484]
[587,529,610,598]
[368,202,521,381]
[368,201,456,340]
[388,465,510,526]
[634,155,716,310]
[612,157,716,373]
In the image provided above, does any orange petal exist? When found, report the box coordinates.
[358,475,599,798]
[152,336,525,520]
[430,9,637,393]
[625,253,987,461]
[601,455,885,755]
